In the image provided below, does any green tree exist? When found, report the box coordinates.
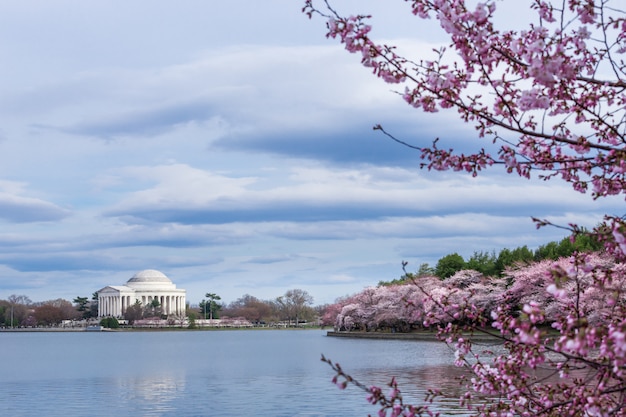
[435,253,465,279]
[416,263,435,277]
[495,246,534,275]
[556,237,576,258]
[465,250,497,277]
[73,296,91,319]
[510,246,534,263]
[534,241,559,261]
[100,317,119,329]
[199,300,208,319]
[205,293,222,320]
[572,232,602,253]
[148,298,162,317]
[90,292,99,318]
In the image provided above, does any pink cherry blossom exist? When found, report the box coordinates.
[304,0,626,415]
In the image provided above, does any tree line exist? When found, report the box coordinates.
[0,294,97,327]
[325,251,626,332]
[0,288,317,328]
[379,233,602,285]
[190,289,317,328]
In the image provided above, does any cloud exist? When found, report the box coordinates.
[0,180,70,223]
[244,254,303,265]
[99,162,616,227]
[63,224,251,252]
[0,253,118,273]
[52,98,218,140]
[0,196,69,223]
[213,123,427,167]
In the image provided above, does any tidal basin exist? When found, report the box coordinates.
[1,330,469,416]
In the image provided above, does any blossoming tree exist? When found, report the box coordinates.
[303,0,626,415]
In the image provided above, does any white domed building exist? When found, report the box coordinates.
[97,269,187,318]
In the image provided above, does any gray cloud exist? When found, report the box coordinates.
[0,196,70,223]
[44,98,217,140]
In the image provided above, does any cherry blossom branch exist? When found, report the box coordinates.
[305,1,626,415]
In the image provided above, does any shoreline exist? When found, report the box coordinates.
[0,327,98,332]
[0,326,325,333]
[327,330,502,343]
[2,327,500,342]
[327,330,441,340]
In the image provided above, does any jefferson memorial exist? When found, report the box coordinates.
[97,269,187,317]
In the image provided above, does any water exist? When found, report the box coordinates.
[0,330,468,416]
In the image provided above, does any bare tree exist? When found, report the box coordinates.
[276,289,314,327]
[7,294,32,326]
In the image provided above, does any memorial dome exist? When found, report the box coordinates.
[126,269,174,288]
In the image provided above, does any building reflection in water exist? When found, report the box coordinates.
[114,372,186,415]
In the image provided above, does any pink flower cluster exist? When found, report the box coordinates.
[323,254,626,415]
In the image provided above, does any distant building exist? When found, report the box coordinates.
[97,269,186,318]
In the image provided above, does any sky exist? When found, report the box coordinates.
[0,0,622,306]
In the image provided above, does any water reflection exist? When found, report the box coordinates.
[336,363,471,415]
[2,373,188,417]
[116,373,186,415]
[2,331,479,416]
